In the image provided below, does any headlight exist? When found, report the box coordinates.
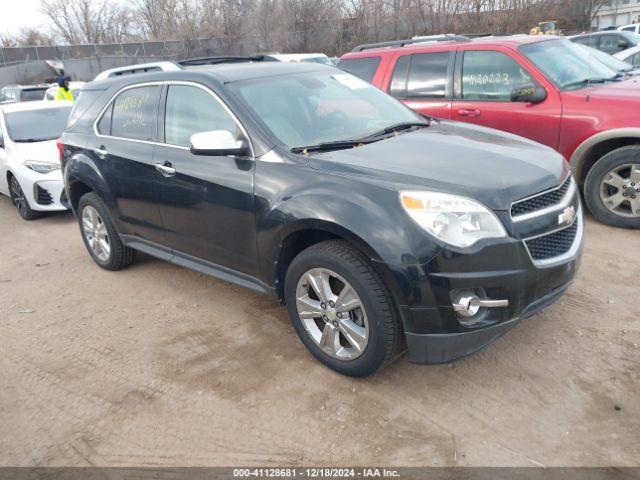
[24,161,60,174]
[400,191,507,248]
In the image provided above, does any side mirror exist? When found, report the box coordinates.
[190,130,249,157]
[511,84,547,104]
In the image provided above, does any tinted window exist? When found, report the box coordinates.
[97,103,113,135]
[389,55,410,98]
[406,52,449,98]
[337,57,381,82]
[164,85,238,147]
[4,107,72,142]
[20,88,46,101]
[462,51,532,101]
[110,85,160,141]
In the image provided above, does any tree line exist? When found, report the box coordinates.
[0,0,609,56]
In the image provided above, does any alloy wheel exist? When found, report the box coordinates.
[9,177,29,218]
[82,206,111,262]
[295,268,369,360]
[599,163,640,218]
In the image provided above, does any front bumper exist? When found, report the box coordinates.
[390,209,584,364]
[13,166,69,212]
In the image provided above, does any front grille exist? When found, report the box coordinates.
[36,185,53,205]
[511,176,572,217]
[525,220,578,261]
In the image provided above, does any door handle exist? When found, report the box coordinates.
[155,161,176,177]
[458,108,481,118]
[93,146,108,159]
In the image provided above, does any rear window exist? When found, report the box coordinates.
[20,88,46,101]
[5,107,72,142]
[337,57,381,82]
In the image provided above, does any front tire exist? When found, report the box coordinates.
[78,192,135,270]
[584,146,640,228]
[284,240,404,377]
[9,175,43,220]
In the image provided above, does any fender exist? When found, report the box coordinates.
[64,149,116,214]
[256,187,443,309]
[569,128,640,183]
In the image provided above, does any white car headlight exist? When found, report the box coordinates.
[400,191,507,248]
[24,161,60,174]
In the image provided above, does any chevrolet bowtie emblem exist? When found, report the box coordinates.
[558,205,576,226]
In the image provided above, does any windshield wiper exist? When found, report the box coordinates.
[13,137,58,143]
[290,121,431,155]
[358,121,431,141]
[291,139,372,154]
[562,78,608,89]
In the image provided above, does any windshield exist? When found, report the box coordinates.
[231,71,420,148]
[521,39,618,90]
[5,107,72,142]
[575,43,634,71]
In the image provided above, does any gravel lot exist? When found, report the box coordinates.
[0,194,638,467]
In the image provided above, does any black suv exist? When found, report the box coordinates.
[61,62,583,376]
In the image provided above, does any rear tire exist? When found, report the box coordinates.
[9,175,43,221]
[584,146,640,229]
[78,192,135,270]
[284,240,404,377]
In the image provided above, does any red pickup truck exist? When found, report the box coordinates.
[339,35,640,228]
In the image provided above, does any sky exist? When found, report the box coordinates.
[0,0,48,36]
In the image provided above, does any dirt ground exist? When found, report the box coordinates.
[0,194,638,468]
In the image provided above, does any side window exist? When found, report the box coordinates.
[389,55,410,98]
[97,102,113,135]
[336,57,381,82]
[110,85,160,141]
[572,36,595,47]
[622,26,636,32]
[406,52,450,98]
[164,85,239,148]
[599,34,621,54]
[632,53,640,67]
[462,50,532,101]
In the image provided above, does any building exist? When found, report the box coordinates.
[593,0,640,29]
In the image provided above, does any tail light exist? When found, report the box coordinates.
[56,137,64,163]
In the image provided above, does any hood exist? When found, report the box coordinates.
[9,139,60,165]
[306,121,567,211]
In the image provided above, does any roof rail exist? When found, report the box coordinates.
[179,55,279,66]
[351,34,471,52]
[93,61,181,81]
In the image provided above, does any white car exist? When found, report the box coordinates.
[614,44,640,67]
[267,53,334,65]
[44,81,86,101]
[617,24,640,34]
[0,101,73,219]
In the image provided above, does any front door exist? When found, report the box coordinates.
[451,49,562,151]
[152,83,258,276]
[91,84,166,244]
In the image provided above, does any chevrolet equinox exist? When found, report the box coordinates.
[61,62,583,376]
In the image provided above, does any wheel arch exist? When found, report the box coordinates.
[272,220,401,307]
[570,129,640,186]
[64,151,115,214]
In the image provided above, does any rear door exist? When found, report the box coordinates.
[152,82,258,276]
[451,47,562,150]
[91,83,166,245]
[384,49,454,119]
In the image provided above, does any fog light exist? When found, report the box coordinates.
[451,289,509,319]
[452,290,482,318]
